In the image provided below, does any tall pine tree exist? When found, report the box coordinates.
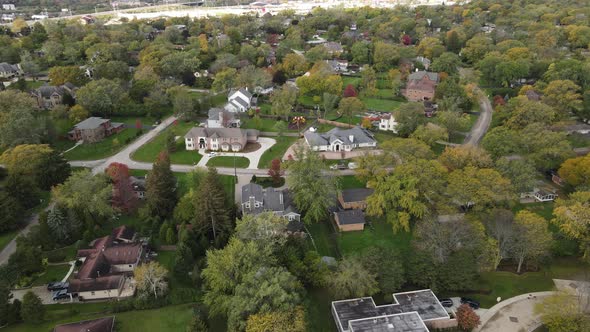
[146,152,177,220]
[193,167,232,246]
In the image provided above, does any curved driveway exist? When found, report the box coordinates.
[464,89,493,146]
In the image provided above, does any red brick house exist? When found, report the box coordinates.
[402,71,439,102]
[68,117,124,143]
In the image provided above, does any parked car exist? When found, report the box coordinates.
[438,298,453,308]
[47,282,69,291]
[460,297,480,309]
[348,162,358,170]
[52,289,69,301]
[209,152,217,157]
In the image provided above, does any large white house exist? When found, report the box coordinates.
[378,113,398,133]
[304,126,377,152]
[0,63,23,79]
[225,88,253,113]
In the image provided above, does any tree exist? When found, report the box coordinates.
[234,212,289,249]
[168,86,194,120]
[436,111,471,140]
[0,191,24,233]
[360,65,377,97]
[504,97,557,129]
[0,283,20,326]
[417,37,444,59]
[388,69,402,96]
[535,292,590,332]
[512,211,552,273]
[48,66,87,86]
[135,262,168,299]
[360,247,405,294]
[558,154,590,190]
[431,52,460,75]
[305,45,329,63]
[246,306,306,332]
[438,146,493,171]
[329,256,378,299]
[343,84,358,98]
[542,80,583,117]
[552,192,590,261]
[446,30,462,53]
[456,304,480,331]
[106,163,137,213]
[411,123,449,146]
[351,41,371,64]
[212,68,237,92]
[280,53,308,77]
[373,41,400,72]
[270,85,297,121]
[268,159,284,185]
[322,93,340,118]
[483,209,516,270]
[394,102,427,137]
[447,167,514,211]
[174,243,194,279]
[47,205,80,245]
[68,105,89,123]
[0,91,45,148]
[235,66,272,91]
[193,167,233,244]
[166,227,177,244]
[52,170,113,223]
[286,147,338,224]
[11,18,28,34]
[21,291,44,324]
[4,172,39,209]
[76,79,124,117]
[337,97,364,125]
[146,152,177,220]
[495,158,538,193]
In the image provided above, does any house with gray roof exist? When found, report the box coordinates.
[334,209,365,232]
[68,117,124,143]
[184,127,258,152]
[31,83,77,109]
[332,289,453,332]
[0,62,22,79]
[225,88,254,113]
[207,108,240,128]
[304,126,377,152]
[241,183,300,222]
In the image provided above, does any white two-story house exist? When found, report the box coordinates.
[379,113,398,133]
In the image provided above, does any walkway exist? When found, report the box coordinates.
[475,291,553,332]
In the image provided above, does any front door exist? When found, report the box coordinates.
[334,144,340,151]
[199,138,206,149]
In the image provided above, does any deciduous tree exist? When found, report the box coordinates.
[270,85,297,121]
[268,159,284,185]
[329,256,378,299]
[512,211,552,273]
[446,166,514,210]
[106,162,137,213]
[246,306,306,332]
[456,304,480,330]
[558,154,590,190]
[76,79,124,117]
[21,291,44,324]
[135,262,168,299]
[552,191,590,261]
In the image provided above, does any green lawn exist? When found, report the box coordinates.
[338,175,366,189]
[372,130,397,144]
[337,218,413,257]
[31,264,70,286]
[342,76,361,87]
[206,156,250,168]
[241,117,293,132]
[307,221,339,258]
[219,175,236,204]
[512,202,555,221]
[156,251,176,271]
[0,230,18,252]
[4,303,195,332]
[63,128,141,160]
[132,121,202,165]
[567,133,590,148]
[361,98,403,112]
[43,245,77,262]
[257,136,298,168]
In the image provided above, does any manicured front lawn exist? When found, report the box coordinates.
[132,121,202,165]
[4,303,195,332]
[361,98,403,112]
[63,128,141,160]
[31,264,70,286]
[257,136,298,168]
[206,156,250,168]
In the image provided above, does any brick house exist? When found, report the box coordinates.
[68,117,124,143]
[334,209,365,232]
[31,83,77,109]
[402,71,439,102]
[338,188,374,210]
[184,127,258,152]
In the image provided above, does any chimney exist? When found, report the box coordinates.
[279,192,283,205]
[249,196,255,210]
[349,135,354,143]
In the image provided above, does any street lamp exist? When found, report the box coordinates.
[233,150,237,180]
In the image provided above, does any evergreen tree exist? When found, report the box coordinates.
[47,206,80,245]
[21,291,44,324]
[146,152,177,220]
[166,227,177,244]
[159,222,170,243]
[0,191,23,232]
[38,150,71,190]
[4,172,39,209]
[174,243,194,279]
[193,167,233,245]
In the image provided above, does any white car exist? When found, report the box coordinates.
[208,152,217,157]
[348,162,358,170]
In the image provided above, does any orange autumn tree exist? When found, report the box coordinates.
[106,162,137,213]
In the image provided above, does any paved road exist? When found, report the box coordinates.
[464,90,492,146]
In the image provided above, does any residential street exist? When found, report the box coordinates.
[463,89,493,146]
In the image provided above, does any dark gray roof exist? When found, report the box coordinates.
[304,126,376,147]
[34,85,64,98]
[0,63,19,72]
[241,183,299,216]
[74,117,110,130]
[130,176,146,192]
[340,188,374,203]
[208,108,235,121]
[335,209,365,225]
[332,290,449,332]
[237,88,252,100]
[408,71,439,82]
[348,312,428,332]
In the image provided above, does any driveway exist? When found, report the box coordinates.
[464,89,492,146]
[11,286,76,305]
[196,137,276,169]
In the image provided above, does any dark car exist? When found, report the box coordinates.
[47,282,69,291]
[460,297,480,309]
[52,289,69,301]
[438,298,453,308]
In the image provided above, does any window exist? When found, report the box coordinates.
[129,264,132,268]
[91,291,95,295]
[255,202,261,208]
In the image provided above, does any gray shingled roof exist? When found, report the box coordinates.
[241,183,299,216]
[34,85,64,98]
[208,108,235,121]
[408,71,439,82]
[0,63,18,72]
[304,126,376,147]
[185,127,248,139]
[340,188,374,203]
[74,117,110,130]
[335,209,365,225]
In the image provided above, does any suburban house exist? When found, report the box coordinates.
[68,117,124,143]
[225,88,254,113]
[207,108,241,128]
[325,42,344,54]
[68,226,142,301]
[551,123,590,135]
[31,83,77,109]
[402,71,439,102]
[304,126,377,152]
[334,209,366,232]
[184,127,258,152]
[378,113,398,132]
[338,188,374,210]
[332,289,455,332]
[54,316,115,332]
[0,62,23,79]
[241,183,301,221]
[326,59,349,72]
